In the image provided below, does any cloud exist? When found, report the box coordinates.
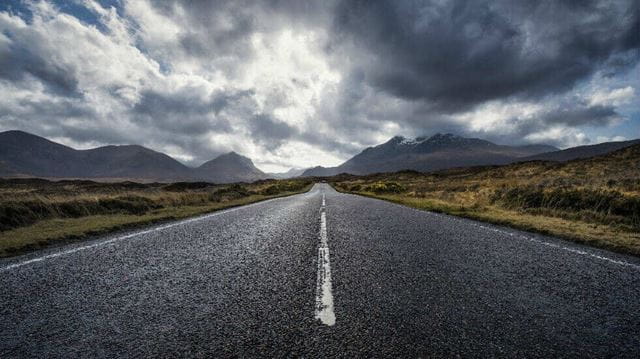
[331,0,639,111]
[0,9,79,96]
[524,127,590,148]
[540,104,622,128]
[588,86,635,107]
[248,113,297,150]
[0,0,638,172]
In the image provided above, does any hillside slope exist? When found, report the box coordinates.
[194,152,267,183]
[304,133,557,176]
[0,130,266,183]
[518,139,640,162]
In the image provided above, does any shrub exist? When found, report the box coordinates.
[215,184,250,196]
[491,186,640,220]
[0,195,161,231]
[364,181,406,194]
[209,184,251,201]
[163,182,213,191]
[97,196,159,215]
[260,185,282,196]
[259,181,310,196]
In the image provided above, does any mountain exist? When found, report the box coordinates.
[194,152,267,183]
[81,145,192,181]
[301,166,336,177]
[518,139,640,162]
[0,130,85,178]
[0,130,267,183]
[302,133,559,176]
[266,167,308,179]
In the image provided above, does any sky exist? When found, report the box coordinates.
[0,0,638,172]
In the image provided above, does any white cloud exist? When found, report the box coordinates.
[455,100,545,135]
[524,127,590,148]
[588,86,635,107]
[596,135,627,143]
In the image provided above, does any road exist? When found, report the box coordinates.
[1,183,640,357]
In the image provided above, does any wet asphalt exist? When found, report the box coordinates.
[1,183,640,358]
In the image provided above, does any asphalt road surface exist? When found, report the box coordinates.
[2,183,640,357]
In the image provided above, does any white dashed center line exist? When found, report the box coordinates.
[315,193,336,326]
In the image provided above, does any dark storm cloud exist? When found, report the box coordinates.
[0,93,97,137]
[14,96,95,119]
[131,88,300,160]
[465,102,626,148]
[133,89,252,121]
[248,113,297,150]
[331,0,639,113]
[0,104,133,149]
[542,105,622,127]
[0,36,79,96]
[129,89,254,163]
[299,131,363,155]
[56,124,136,146]
[174,3,256,65]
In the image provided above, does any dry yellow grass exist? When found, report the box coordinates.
[331,144,640,256]
[351,192,640,255]
[0,179,312,257]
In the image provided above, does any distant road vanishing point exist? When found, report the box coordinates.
[1,184,639,357]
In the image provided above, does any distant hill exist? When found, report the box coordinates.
[0,130,88,178]
[81,145,191,181]
[0,130,267,183]
[266,167,308,179]
[194,152,266,183]
[303,133,558,176]
[302,166,336,177]
[517,139,640,162]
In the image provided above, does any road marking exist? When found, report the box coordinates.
[0,196,291,273]
[474,224,640,270]
[315,193,336,326]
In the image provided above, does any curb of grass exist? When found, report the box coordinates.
[0,184,314,259]
[331,184,640,258]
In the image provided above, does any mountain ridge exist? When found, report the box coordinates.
[518,139,640,162]
[303,133,560,176]
[194,151,267,183]
[4,130,637,182]
[0,130,267,183]
[267,167,308,179]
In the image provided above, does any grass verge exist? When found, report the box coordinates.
[0,180,312,258]
[328,145,640,257]
[334,188,640,256]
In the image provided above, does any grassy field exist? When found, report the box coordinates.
[330,144,640,256]
[0,178,312,257]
